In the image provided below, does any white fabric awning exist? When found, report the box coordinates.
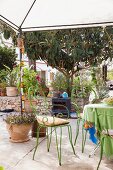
[0,0,113,32]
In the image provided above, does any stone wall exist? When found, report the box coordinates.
[0,96,52,114]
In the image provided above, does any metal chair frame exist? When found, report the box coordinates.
[32,104,76,166]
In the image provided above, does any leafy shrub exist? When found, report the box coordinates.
[51,72,68,91]
[3,112,36,124]
[0,46,17,70]
[72,76,93,98]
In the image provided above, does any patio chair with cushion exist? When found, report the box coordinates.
[32,104,76,166]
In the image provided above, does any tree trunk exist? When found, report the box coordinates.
[102,64,107,81]
[65,74,73,97]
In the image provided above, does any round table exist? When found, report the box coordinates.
[83,103,113,158]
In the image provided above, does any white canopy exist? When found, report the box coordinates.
[0,0,113,32]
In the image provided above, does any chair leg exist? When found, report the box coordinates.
[74,118,81,145]
[82,128,87,153]
[54,127,62,166]
[89,142,100,158]
[68,125,76,155]
[97,138,104,170]
[47,127,52,152]
[33,126,41,160]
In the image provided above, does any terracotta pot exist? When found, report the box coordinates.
[24,100,37,113]
[0,88,6,96]
[6,87,18,97]
[6,123,32,143]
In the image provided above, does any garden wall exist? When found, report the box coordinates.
[0,96,52,114]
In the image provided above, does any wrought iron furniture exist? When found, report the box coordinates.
[52,98,71,117]
[32,104,76,165]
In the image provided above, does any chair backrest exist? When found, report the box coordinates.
[52,104,70,119]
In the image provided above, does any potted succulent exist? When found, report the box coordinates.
[3,112,36,142]
[4,65,19,97]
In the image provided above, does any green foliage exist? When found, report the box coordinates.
[24,27,113,96]
[24,27,113,71]
[3,29,10,39]
[0,46,17,70]
[107,71,113,80]
[71,76,94,98]
[91,67,109,100]
[22,67,39,99]
[3,65,19,87]
[0,69,7,83]
[51,72,68,91]
[3,112,36,124]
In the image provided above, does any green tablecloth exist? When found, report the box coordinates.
[83,103,113,158]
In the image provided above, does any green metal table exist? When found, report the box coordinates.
[83,103,113,158]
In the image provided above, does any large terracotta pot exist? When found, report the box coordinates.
[6,123,32,143]
[24,100,37,113]
[6,87,18,97]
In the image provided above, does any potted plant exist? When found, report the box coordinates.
[21,67,47,138]
[4,65,19,97]
[22,67,40,113]
[3,112,36,142]
[0,69,8,96]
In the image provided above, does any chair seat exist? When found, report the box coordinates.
[36,116,70,127]
[102,129,113,138]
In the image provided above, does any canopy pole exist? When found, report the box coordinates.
[17,29,25,115]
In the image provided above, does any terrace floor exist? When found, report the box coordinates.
[0,115,113,170]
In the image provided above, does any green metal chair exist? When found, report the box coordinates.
[96,112,113,170]
[72,102,87,153]
[32,104,76,166]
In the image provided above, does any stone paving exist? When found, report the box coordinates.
[0,115,113,170]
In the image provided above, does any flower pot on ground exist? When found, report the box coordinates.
[3,112,36,143]
[6,123,32,143]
